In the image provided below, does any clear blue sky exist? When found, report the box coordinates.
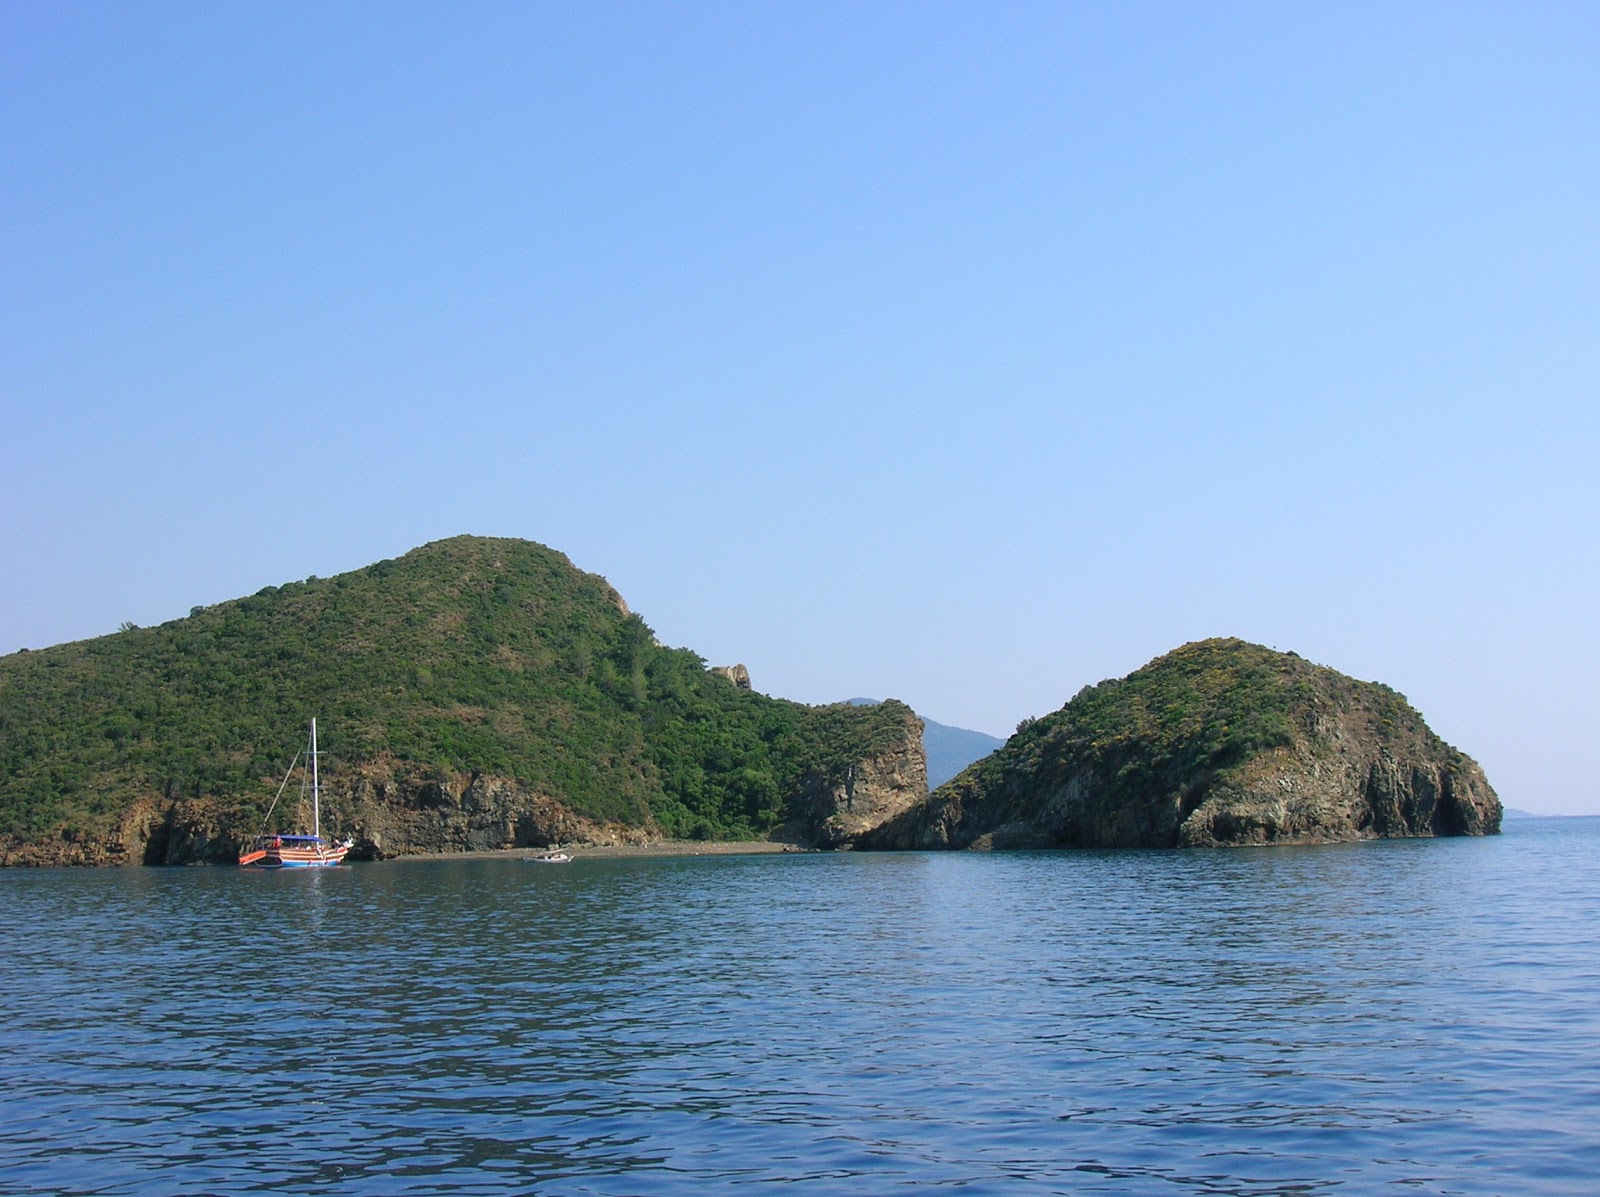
[3,3,1595,814]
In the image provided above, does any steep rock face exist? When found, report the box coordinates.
[341,765,651,857]
[791,706,929,848]
[710,664,753,690]
[0,775,656,866]
[1175,725,1498,847]
[1,795,250,867]
[860,639,1500,851]
[1,708,931,865]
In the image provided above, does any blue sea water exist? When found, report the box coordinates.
[3,819,1599,1196]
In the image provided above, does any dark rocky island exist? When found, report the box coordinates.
[859,639,1501,850]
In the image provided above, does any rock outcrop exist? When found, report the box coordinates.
[710,664,753,690]
[339,764,652,858]
[1,794,254,867]
[0,775,659,867]
[859,639,1500,851]
[789,704,929,848]
[0,706,931,865]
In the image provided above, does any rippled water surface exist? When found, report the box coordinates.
[5,819,1600,1195]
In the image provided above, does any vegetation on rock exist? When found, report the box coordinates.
[0,536,919,856]
[863,638,1501,850]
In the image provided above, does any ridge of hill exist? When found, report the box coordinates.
[0,536,926,864]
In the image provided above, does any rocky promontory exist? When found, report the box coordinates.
[789,705,929,848]
[858,639,1501,850]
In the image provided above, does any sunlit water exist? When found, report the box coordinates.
[4,819,1599,1195]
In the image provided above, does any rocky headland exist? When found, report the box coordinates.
[859,639,1501,851]
[0,536,928,866]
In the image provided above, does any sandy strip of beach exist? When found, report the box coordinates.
[387,839,813,863]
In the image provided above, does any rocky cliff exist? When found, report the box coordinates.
[789,704,929,848]
[710,664,753,690]
[0,707,929,866]
[859,639,1500,850]
[0,775,646,867]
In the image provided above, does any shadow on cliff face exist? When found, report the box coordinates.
[140,813,173,866]
[1430,773,1471,836]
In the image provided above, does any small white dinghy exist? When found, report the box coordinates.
[523,849,573,864]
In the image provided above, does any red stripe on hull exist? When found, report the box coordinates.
[240,842,351,868]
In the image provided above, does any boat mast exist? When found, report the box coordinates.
[311,717,320,841]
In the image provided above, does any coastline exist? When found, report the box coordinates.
[384,839,812,863]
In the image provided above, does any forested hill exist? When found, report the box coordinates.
[0,536,923,861]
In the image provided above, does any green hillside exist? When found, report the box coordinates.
[0,536,913,846]
[998,638,1334,795]
[868,637,1499,849]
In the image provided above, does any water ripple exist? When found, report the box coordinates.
[4,821,1600,1194]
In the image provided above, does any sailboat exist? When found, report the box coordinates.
[238,718,354,868]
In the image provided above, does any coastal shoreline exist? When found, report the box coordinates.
[384,839,811,863]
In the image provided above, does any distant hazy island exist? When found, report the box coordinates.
[0,536,1499,866]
